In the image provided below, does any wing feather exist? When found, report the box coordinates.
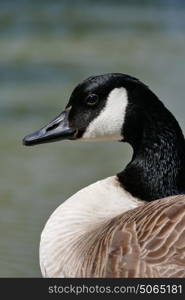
[105,195,185,277]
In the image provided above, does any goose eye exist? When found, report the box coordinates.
[85,94,99,106]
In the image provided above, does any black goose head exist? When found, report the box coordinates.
[23,73,177,149]
[23,73,185,201]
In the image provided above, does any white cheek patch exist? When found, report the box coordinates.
[82,87,128,141]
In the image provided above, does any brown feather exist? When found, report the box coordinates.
[79,195,185,277]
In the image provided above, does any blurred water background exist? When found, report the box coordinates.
[0,0,185,277]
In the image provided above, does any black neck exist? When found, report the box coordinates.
[117,104,185,201]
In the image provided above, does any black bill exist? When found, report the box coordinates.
[23,108,77,146]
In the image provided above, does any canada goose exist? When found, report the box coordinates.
[23,73,185,278]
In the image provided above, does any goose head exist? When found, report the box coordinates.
[23,73,185,200]
[23,73,166,147]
